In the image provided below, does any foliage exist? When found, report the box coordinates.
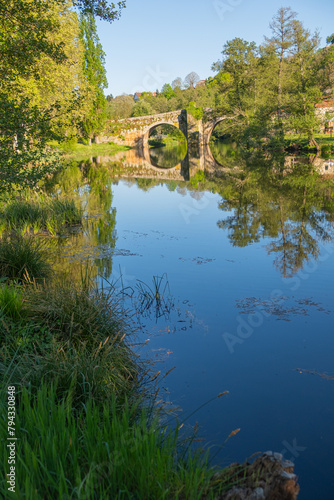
[161,83,176,100]
[326,33,334,45]
[131,99,154,117]
[73,0,126,23]
[106,94,135,119]
[79,12,108,142]
[0,0,125,193]
[186,101,203,120]
[0,95,61,193]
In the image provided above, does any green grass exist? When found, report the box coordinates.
[0,383,239,499]
[0,283,25,321]
[0,273,142,410]
[0,236,52,283]
[0,195,83,237]
[48,140,130,159]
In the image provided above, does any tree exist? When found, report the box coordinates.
[288,20,322,149]
[13,1,89,139]
[0,0,125,191]
[184,72,200,88]
[0,96,59,192]
[264,7,297,139]
[326,33,334,45]
[79,12,108,143]
[171,77,182,90]
[0,0,125,83]
[73,0,125,23]
[213,38,258,113]
[106,94,134,119]
[131,100,153,117]
[161,83,176,100]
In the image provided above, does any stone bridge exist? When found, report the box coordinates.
[98,109,232,177]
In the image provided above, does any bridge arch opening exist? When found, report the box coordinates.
[207,121,239,168]
[146,123,188,170]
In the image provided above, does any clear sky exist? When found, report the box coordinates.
[96,0,334,98]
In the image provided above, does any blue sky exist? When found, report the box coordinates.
[96,0,334,97]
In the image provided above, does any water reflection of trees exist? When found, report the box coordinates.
[215,155,334,277]
[48,160,117,279]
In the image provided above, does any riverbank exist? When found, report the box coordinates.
[48,139,130,159]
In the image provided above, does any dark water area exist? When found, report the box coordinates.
[52,143,334,500]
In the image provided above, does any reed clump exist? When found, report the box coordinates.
[0,382,237,499]
[0,195,82,237]
[0,236,52,283]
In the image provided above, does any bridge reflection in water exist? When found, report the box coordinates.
[89,146,334,181]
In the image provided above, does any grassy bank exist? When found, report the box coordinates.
[0,194,82,237]
[48,140,130,160]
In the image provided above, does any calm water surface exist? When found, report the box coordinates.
[54,147,334,500]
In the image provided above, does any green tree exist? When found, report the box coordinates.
[212,38,258,113]
[264,7,297,140]
[131,99,154,117]
[161,84,176,100]
[288,20,322,149]
[326,33,334,45]
[14,0,89,139]
[79,12,108,144]
[0,0,125,192]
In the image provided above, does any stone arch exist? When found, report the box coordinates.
[201,118,229,171]
[142,122,188,170]
[203,117,228,145]
[142,121,187,150]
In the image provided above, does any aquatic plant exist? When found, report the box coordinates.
[0,195,82,237]
[0,236,52,283]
